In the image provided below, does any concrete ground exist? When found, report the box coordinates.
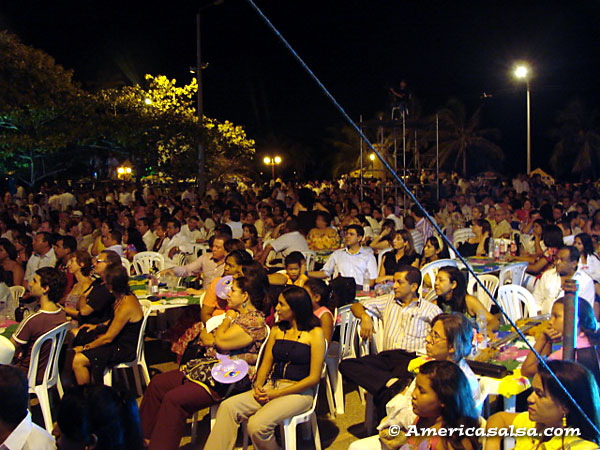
[141,339,373,449]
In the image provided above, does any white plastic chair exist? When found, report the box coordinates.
[27,321,70,433]
[301,250,317,271]
[420,259,458,295]
[191,326,272,443]
[132,251,165,275]
[325,304,362,415]
[497,284,538,323]
[453,227,475,247]
[9,285,25,303]
[377,248,393,274]
[0,335,15,363]
[121,257,132,275]
[103,300,152,396]
[498,262,528,287]
[467,274,499,311]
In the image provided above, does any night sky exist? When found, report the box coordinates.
[2,0,599,177]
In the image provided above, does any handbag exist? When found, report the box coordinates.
[181,356,250,400]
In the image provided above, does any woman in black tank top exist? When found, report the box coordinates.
[205,286,327,450]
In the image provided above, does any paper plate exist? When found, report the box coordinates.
[211,357,248,384]
[215,275,234,299]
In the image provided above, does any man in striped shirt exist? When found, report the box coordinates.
[339,265,441,418]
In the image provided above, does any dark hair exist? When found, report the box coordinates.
[72,250,93,276]
[304,278,331,309]
[167,218,181,230]
[213,233,232,245]
[278,286,319,331]
[125,227,147,252]
[538,360,600,444]
[101,250,123,266]
[242,224,259,247]
[285,251,305,267]
[36,266,67,303]
[315,211,331,226]
[59,235,78,253]
[425,235,450,259]
[0,365,29,425]
[234,276,267,313]
[542,225,564,249]
[57,385,143,450]
[436,266,468,314]
[345,224,365,238]
[298,188,316,210]
[137,217,151,229]
[36,231,52,245]
[473,218,492,236]
[381,219,396,233]
[576,233,599,260]
[419,361,480,450]
[226,249,253,267]
[0,238,17,260]
[560,245,580,264]
[403,215,416,230]
[215,223,233,237]
[431,313,473,361]
[225,239,247,253]
[397,264,422,290]
[552,297,600,345]
[109,229,122,245]
[230,207,241,222]
[396,229,416,256]
[103,263,131,296]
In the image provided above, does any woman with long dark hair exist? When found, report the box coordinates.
[574,232,600,282]
[434,266,499,331]
[205,286,325,450]
[0,238,24,286]
[486,360,600,450]
[377,229,418,283]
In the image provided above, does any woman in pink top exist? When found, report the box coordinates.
[304,278,334,345]
[522,295,599,377]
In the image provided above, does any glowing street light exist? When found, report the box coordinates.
[513,63,532,174]
[263,156,282,179]
[144,98,152,105]
[369,153,376,161]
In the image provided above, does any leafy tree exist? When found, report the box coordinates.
[550,99,600,180]
[429,98,503,176]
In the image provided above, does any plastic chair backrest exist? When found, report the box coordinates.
[301,251,317,272]
[377,248,393,274]
[27,322,70,391]
[453,228,475,247]
[498,262,528,287]
[467,274,499,311]
[337,304,360,361]
[9,285,25,303]
[133,300,153,362]
[420,259,458,293]
[0,335,15,364]
[121,257,132,275]
[132,251,165,275]
[254,325,271,370]
[497,284,538,322]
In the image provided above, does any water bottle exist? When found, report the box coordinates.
[476,311,488,350]
[362,281,370,294]
[488,237,495,258]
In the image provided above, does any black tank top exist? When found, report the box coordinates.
[271,339,311,381]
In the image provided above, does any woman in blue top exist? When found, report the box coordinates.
[205,286,325,450]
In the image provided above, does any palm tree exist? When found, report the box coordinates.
[550,99,600,180]
[431,98,503,176]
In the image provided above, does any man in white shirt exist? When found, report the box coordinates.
[136,218,156,252]
[24,232,56,288]
[258,220,309,265]
[533,245,595,314]
[0,365,55,449]
[382,204,403,230]
[309,224,378,288]
[180,216,203,243]
[225,207,243,239]
[162,218,192,267]
[102,230,124,257]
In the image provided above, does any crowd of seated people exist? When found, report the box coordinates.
[1,172,600,448]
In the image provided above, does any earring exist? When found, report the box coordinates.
[562,413,567,427]
[242,302,247,308]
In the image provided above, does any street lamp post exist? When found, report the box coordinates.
[514,64,531,175]
[263,156,282,179]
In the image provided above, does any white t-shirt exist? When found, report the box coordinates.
[533,267,595,314]
[270,231,309,256]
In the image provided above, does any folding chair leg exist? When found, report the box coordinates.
[57,376,64,398]
[140,360,151,386]
[358,386,366,404]
[103,369,112,386]
[333,369,345,414]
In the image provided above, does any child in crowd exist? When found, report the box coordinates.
[267,251,309,287]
